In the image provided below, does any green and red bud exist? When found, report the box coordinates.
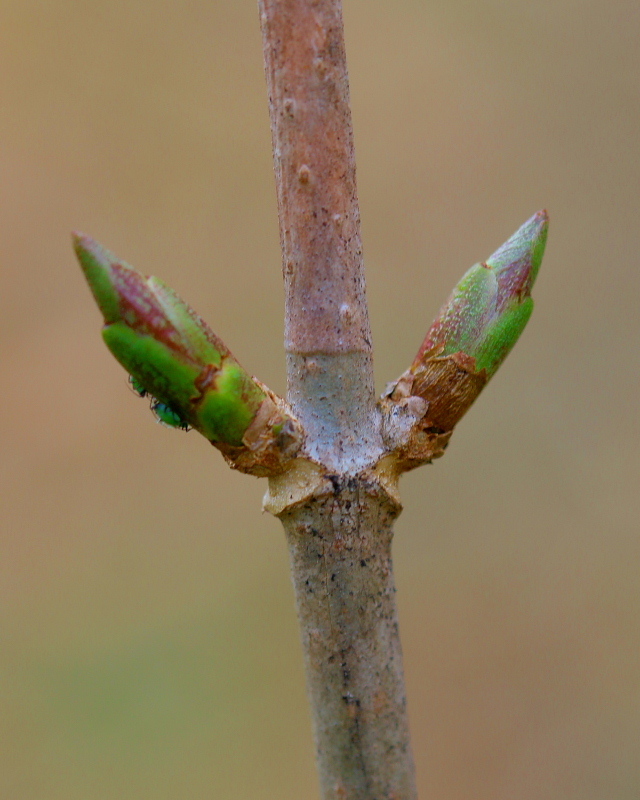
[382,211,548,469]
[415,210,547,376]
[74,234,302,475]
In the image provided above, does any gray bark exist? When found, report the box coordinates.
[259,1,419,797]
[281,486,416,799]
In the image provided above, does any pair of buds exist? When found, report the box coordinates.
[74,210,547,476]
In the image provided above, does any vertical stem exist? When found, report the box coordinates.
[259,1,418,797]
[258,0,369,355]
[280,487,417,800]
[259,0,382,472]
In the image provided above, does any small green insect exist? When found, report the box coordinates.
[128,375,148,397]
[150,400,191,432]
[127,374,189,431]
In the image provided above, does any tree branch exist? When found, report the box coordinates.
[259,2,417,797]
[259,0,381,473]
[281,486,416,800]
[74,5,549,798]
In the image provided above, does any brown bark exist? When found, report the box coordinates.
[259,0,370,356]
[259,1,418,798]
[259,0,382,474]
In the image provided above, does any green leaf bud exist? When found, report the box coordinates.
[74,233,302,473]
[415,210,548,378]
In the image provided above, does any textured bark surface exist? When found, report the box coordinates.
[259,1,418,797]
[280,483,417,800]
[259,0,370,356]
[259,0,382,472]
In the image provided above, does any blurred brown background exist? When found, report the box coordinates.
[1,0,638,797]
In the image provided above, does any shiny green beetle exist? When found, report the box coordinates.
[150,399,191,431]
[128,375,148,398]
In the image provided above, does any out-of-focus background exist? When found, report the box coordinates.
[1,0,638,797]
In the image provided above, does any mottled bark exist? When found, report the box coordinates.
[258,0,381,471]
[259,1,418,798]
[258,0,370,356]
[281,484,416,799]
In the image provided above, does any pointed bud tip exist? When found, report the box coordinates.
[72,231,124,324]
[488,209,548,265]
[514,209,549,234]
[521,209,549,269]
[71,230,89,246]
[72,232,124,275]
[413,209,549,372]
[72,231,102,261]
[484,209,549,310]
[531,209,549,271]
